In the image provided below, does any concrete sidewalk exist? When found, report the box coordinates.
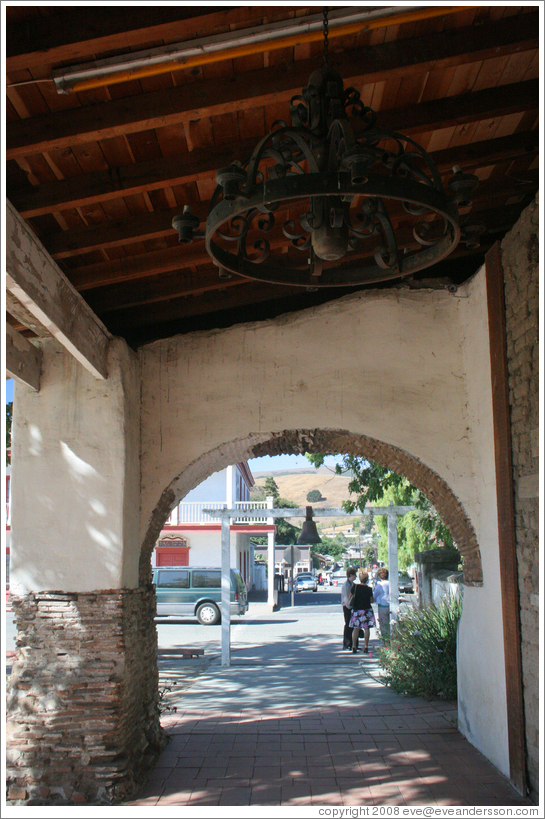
[125,606,533,808]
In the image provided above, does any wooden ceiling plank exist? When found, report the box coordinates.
[154,122,189,158]
[96,134,135,170]
[6,12,538,159]
[211,111,240,148]
[472,54,512,93]
[6,7,284,71]
[10,98,539,220]
[498,49,539,87]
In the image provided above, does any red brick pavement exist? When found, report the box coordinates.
[126,702,533,807]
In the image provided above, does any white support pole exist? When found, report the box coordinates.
[221,512,231,667]
[291,544,295,608]
[266,496,275,610]
[387,510,400,621]
[267,531,275,608]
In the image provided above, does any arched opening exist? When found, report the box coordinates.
[139,428,483,587]
[132,426,509,806]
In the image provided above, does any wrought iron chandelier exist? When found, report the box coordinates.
[173,8,479,288]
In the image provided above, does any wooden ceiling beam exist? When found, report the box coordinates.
[69,244,209,291]
[47,202,210,259]
[6,11,538,160]
[11,138,260,218]
[6,200,111,380]
[6,323,42,392]
[76,201,526,316]
[5,6,274,71]
[85,266,247,314]
[45,167,537,265]
[429,130,539,174]
[11,129,540,222]
[377,79,538,137]
[102,241,496,335]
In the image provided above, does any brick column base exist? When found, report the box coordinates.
[6,587,167,805]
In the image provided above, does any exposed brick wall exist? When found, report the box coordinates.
[500,194,539,802]
[6,588,166,805]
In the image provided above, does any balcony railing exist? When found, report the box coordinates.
[165,500,271,526]
[234,501,270,524]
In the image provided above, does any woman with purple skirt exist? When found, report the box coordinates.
[349,569,376,654]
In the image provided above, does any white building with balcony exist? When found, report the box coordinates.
[152,461,275,591]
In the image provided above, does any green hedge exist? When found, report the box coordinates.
[378,593,462,700]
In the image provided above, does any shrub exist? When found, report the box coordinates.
[306,489,323,503]
[377,593,462,700]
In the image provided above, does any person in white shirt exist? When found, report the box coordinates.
[341,567,357,650]
[373,568,390,642]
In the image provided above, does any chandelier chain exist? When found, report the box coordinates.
[322,7,330,68]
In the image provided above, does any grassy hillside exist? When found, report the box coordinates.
[251,469,353,509]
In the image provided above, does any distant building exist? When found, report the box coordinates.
[253,542,312,576]
[152,462,275,590]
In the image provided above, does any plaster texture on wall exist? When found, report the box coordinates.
[10,337,141,594]
[455,267,508,776]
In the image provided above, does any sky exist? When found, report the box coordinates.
[248,453,342,474]
[6,379,13,403]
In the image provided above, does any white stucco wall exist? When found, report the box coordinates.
[139,274,507,774]
[456,267,508,775]
[10,337,141,593]
[181,469,227,503]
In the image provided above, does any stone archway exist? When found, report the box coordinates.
[139,427,482,587]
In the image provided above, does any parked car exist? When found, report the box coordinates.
[152,566,248,624]
[294,572,318,592]
[398,572,414,594]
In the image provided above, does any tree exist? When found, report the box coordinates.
[306,489,323,503]
[306,452,455,568]
[358,513,374,535]
[263,476,280,500]
[274,497,300,545]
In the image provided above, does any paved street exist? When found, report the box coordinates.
[125,590,532,808]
